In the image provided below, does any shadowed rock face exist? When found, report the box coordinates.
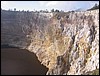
[1,9,99,75]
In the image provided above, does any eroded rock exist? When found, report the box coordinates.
[1,9,99,75]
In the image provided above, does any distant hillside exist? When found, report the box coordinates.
[87,4,99,11]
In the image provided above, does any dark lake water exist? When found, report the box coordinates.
[1,48,48,75]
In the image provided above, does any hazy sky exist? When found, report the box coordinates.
[1,1,99,11]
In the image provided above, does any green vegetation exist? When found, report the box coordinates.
[92,69,99,75]
[84,69,99,75]
[87,3,99,11]
[51,9,62,12]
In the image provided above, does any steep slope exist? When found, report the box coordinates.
[1,9,99,75]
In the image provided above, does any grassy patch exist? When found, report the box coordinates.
[84,69,99,75]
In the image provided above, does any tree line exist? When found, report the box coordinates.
[1,8,64,13]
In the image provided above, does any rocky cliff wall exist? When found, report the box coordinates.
[1,9,99,75]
